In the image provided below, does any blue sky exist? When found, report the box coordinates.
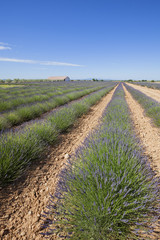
[0,0,160,80]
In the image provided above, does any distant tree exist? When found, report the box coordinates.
[151,80,155,82]
[5,79,12,83]
[13,78,20,83]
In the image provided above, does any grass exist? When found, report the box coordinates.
[42,84,159,239]
[0,85,114,185]
[125,83,160,127]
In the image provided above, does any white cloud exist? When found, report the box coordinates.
[41,60,82,66]
[0,42,9,45]
[0,46,11,50]
[0,57,82,67]
[33,67,48,70]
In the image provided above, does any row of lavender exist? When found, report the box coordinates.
[124,83,160,127]
[131,81,160,90]
[0,85,106,131]
[0,82,62,100]
[0,81,110,101]
[42,84,159,239]
[0,85,115,185]
[0,86,85,112]
[0,84,100,112]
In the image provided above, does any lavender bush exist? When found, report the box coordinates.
[42,84,159,239]
[0,129,45,183]
[125,83,160,127]
[131,81,160,90]
[0,85,114,185]
[0,85,100,113]
[0,86,106,131]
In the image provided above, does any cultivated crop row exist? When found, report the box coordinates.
[131,81,160,90]
[0,81,110,100]
[0,83,102,111]
[0,86,107,131]
[0,84,57,100]
[42,84,159,239]
[0,85,115,185]
[0,86,91,112]
[124,84,160,127]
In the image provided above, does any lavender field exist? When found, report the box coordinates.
[0,81,159,240]
[42,84,159,239]
[0,80,116,184]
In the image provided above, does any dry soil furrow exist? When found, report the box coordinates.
[126,83,160,103]
[123,85,160,175]
[124,84,160,240]
[123,85,160,239]
[0,86,117,240]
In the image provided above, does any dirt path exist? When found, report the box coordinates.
[123,85,160,239]
[123,85,160,175]
[0,86,117,240]
[126,83,160,102]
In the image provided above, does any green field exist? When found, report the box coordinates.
[0,80,116,184]
[0,84,25,88]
